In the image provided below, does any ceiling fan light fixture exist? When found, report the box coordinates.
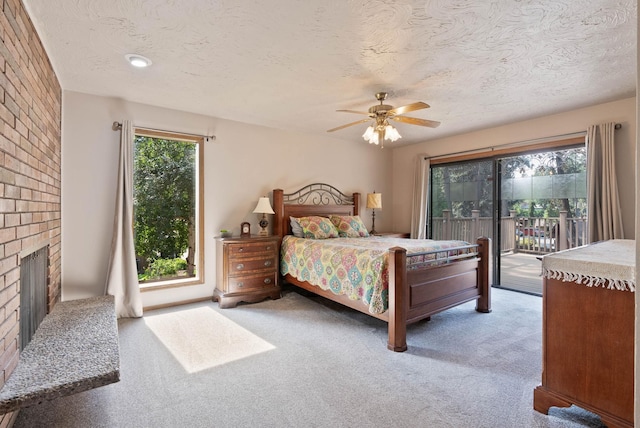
[125,53,152,68]
[363,123,401,146]
[385,124,402,142]
[362,125,376,142]
[330,92,437,147]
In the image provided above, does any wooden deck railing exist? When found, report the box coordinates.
[431,210,587,255]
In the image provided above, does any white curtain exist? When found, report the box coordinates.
[410,155,430,239]
[586,122,624,243]
[105,120,143,318]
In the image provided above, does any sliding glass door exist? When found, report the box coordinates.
[429,158,495,247]
[429,144,586,295]
[498,147,587,293]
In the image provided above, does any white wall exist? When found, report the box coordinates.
[391,97,637,237]
[61,91,393,308]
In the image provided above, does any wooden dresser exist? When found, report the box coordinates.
[534,240,635,428]
[214,235,281,308]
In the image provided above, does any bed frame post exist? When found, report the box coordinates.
[353,193,360,216]
[273,189,284,237]
[475,237,492,313]
[387,246,408,352]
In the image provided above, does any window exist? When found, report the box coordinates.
[133,130,204,289]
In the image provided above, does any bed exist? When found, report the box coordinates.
[272,183,491,352]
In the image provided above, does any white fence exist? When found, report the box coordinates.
[431,210,587,254]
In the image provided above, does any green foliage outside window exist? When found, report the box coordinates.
[133,136,197,282]
[430,147,586,220]
[138,258,189,282]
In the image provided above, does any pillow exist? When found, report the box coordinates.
[330,215,370,238]
[290,216,303,238]
[297,216,339,239]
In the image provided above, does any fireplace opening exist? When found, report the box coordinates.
[19,245,49,351]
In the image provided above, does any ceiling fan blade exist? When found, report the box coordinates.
[387,102,430,116]
[327,118,372,132]
[392,116,441,128]
[336,109,371,116]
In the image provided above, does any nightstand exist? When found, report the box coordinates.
[373,232,410,238]
[214,235,281,308]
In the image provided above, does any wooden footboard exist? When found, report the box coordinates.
[387,237,491,351]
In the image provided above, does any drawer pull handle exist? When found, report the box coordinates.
[237,282,244,288]
[264,260,272,267]
[236,263,244,270]
[238,247,244,252]
[264,278,272,284]
[266,246,272,250]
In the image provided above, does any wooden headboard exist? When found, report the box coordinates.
[273,183,360,237]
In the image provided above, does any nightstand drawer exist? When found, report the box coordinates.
[229,242,277,256]
[228,255,277,275]
[228,272,278,293]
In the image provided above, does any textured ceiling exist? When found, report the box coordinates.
[23,0,637,145]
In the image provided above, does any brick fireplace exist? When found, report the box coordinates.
[0,0,62,425]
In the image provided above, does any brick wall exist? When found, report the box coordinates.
[0,0,61,425]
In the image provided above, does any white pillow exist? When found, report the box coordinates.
[290,217,303,238]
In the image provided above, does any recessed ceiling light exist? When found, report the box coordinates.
[125,54,152,68]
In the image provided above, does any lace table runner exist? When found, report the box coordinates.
[541,239,635,292]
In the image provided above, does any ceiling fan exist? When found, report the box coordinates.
[327,92,440,148]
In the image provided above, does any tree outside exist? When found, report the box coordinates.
[431,159,494,218]
[431,147,586,220]
[500,147,586,219]
[133,136,197,282]
[429,147,587,248]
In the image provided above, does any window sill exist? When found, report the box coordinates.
[139,277,203,292]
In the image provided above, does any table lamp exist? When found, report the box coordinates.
[366,191,382,235]
[253,196,275,236]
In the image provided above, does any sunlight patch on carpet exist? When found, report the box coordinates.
[144,306,275,373]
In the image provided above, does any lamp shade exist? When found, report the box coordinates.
[252,197,275,214]
[366,192,382,210]
[362,126,375,141]
[384,125,402,142]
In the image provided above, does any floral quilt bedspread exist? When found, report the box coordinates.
[280,236,470,314]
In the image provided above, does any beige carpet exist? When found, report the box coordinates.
[14,287,606,427]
